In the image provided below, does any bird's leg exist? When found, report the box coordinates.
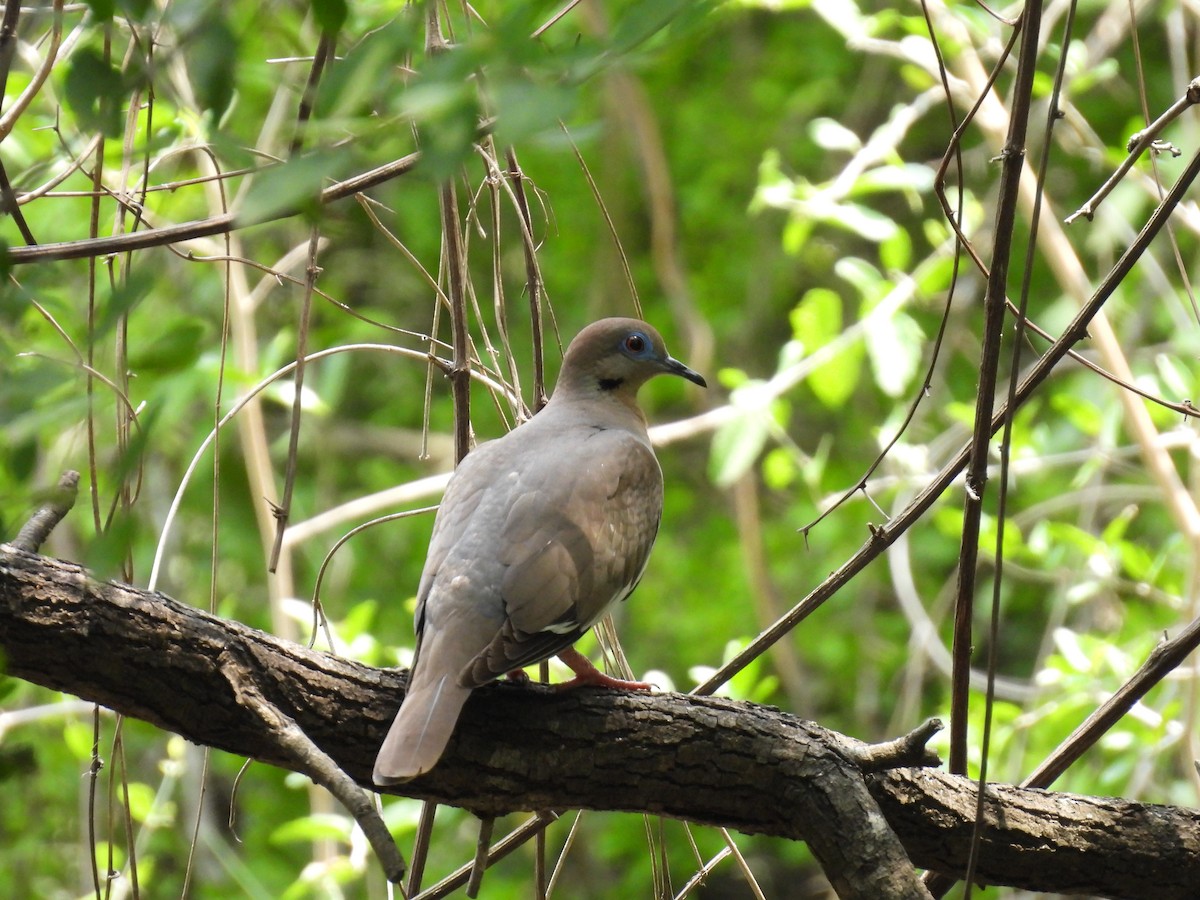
[553,647,653,691]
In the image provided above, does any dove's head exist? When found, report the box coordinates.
[554,317,706,403]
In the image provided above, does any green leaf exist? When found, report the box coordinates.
[827,201,898,241]
[311,0,348,34]
[271,814,352,845]
[790,288,841,350]
[84,0,115,21]
[609,0,712,54]
[1155,352,1192,399]
[239,150,350,224]
[781,215,813,255]
[83,515,141,580]
[187,15,238,117]
[64,48,125,137]
[880,228,912,271]
[127,318,208,373]
[63,719,95,761]
[835,256,887,302]
[809,341,862,409]
[491,79,577,147]
[118,0,152,18]
[123,782,158,824]
[716,366,749,390]
[762,447,797,490]
[400,77,481,179]
[97,270,154,339]
[316,16,417,120]
[790,289,861,408]
[1050,390,1102,436]
[979,514,1025,559]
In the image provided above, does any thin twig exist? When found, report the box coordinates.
[964,1,1071,892]
[406,801,438,897]
[948,1,1041,781]
[290,31,336,156]
[532,0,583,39]
[1066,75,1200,224]
[466,816,495,897]
[505,147,549,411]
[268,227,322,572]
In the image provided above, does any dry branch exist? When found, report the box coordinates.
[2,544,1198,898]
[4,152,424,265]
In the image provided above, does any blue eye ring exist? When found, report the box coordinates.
[622,331,651,357]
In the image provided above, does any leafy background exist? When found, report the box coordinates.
[2,0,1199,897]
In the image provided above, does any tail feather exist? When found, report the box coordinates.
[373,675,472,784]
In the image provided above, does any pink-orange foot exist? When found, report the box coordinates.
[553,647,653,692]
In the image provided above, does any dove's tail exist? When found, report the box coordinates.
[373,673,472,784]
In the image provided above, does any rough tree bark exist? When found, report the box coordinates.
[2,543,1198,899]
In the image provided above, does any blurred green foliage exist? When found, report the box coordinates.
[3,0,1200,897]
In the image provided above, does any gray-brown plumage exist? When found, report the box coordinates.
[373,318,706,784]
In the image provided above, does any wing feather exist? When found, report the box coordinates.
[461,428,663,686]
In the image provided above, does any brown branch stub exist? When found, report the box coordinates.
[838,718,943,773]
[11,470,79,552]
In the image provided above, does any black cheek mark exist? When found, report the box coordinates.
[598,377,624,391]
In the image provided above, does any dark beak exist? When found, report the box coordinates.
[665,356,707,388]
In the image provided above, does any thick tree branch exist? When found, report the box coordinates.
[872,768,1200,898]
[2,544,1198,898]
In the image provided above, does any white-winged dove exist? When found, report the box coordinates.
[373,318,706,784]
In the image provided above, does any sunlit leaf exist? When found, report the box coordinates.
[880,228,912,271]
[849,163,936,195]
[790,288,839,349]
[271,813,352,845]
[123,782,158,824]
[809,117,861,152]
[864,309,923,397]
[762,447,798,489]
[790,288,861,408]
[709,405,770,487]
